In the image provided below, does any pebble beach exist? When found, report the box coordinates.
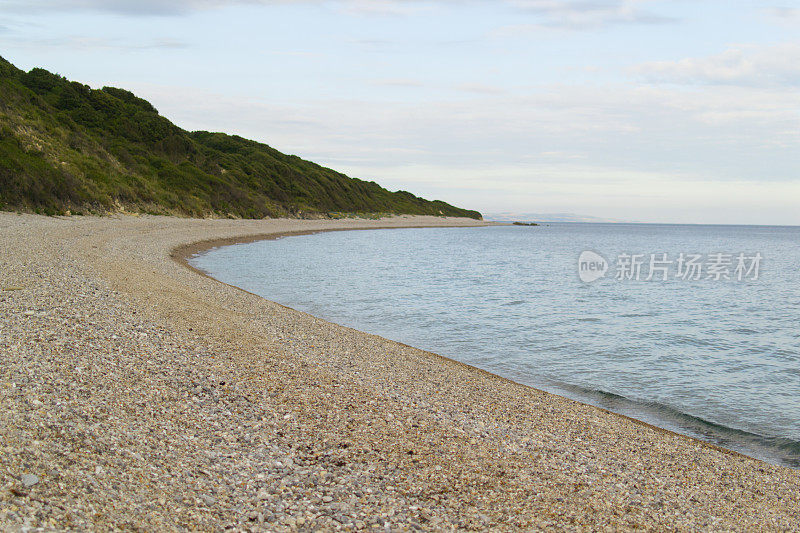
[1,212,799,531]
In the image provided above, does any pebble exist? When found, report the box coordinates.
[20,474,39,487]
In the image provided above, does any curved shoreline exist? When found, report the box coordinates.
[2,212,800,531]
[174,226,760,466]
[171,224,497,281]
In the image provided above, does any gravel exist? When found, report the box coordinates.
[1,212,799,531]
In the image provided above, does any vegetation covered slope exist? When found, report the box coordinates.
[0,56,481,219]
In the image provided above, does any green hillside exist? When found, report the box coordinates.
[0,56,481,219]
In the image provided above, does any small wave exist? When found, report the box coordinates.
[536,380,800,468]
[658,332,733,349]
[730,327,760,335]
[502,300,526,306]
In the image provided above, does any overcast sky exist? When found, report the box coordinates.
[1,0,799,224]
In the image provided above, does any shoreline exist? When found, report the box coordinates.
[171,224,501,282]
[2,212,799,530]
[176,227,760,466]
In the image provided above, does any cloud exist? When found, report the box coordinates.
[368,80,505,94]
[453,83,505,94]
[5,35,189,50]
[634,44,800,87]
[143,38,189,49]
[0,0,432,17]
[506,0,679,29]
[0,0,270,16]
[0,0,680,26]
[349,38,396,47]
[764,6,800,24]
[369,78,426,88]
[339,0,433,16]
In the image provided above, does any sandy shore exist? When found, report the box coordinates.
[1,212,799,531]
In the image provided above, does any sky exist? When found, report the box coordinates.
[1,0,798,224]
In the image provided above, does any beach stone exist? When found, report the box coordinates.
[21,474,39,487]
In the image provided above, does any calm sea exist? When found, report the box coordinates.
[191,223,800,468]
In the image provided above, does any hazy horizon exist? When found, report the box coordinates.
[2,0,798,225]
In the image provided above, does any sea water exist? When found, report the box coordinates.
[191,223,800,468]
